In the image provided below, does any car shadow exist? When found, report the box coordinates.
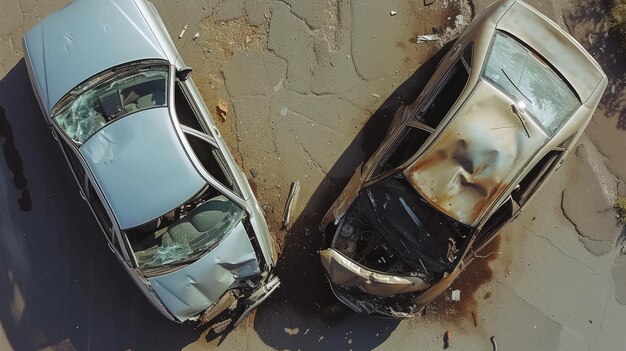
[0,60,200,351]
[251,42,454,350]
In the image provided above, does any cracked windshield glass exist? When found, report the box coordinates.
[55,65,168,144]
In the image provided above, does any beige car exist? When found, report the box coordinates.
[319,0,607,318]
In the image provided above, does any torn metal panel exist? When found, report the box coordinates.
[320,164,364,230]
[282,181,300,229]
[320,249,431,297]
[404,82,546,226]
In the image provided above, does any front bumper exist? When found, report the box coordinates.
[196,275,280,331]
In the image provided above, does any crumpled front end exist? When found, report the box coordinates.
[320,249,430,318]
[147,220,279,330]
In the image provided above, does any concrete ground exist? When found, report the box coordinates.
[0,0,624,350]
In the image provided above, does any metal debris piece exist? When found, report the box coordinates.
[193,32,200,40]
[443,330,451,349]
[211,318,232,334]
[424,0,435,5]
[372,93,381,98]
[611,84,616,94]
[282,181,301,229]
[250,168,259,178]
[390,10,397,16]
[471,311,478,326]
[446,238,458,262]
[216,99,228,120]
[490,336,497,351]
[179,24,188,39]
[451,289,461,301]
[416,34,439,42]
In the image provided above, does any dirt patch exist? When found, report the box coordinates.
[564,0,626,129]
[424,235,502,325]
[193,16,270,161]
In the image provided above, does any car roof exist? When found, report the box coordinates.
[404,82,548,227]
[80,108,206,229]
[23,0,168,111]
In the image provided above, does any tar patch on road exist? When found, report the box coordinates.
[0,105,32,211]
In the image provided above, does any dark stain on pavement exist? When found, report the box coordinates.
[0,105,32,211]
[427,235,502,325]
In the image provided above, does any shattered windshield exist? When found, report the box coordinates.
[126,194,245,270]
[54,65,168,144]
[363,176,470,274]
[483,31,580,135]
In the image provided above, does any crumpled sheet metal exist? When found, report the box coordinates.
[320,164,363,230]
[320,249,431,297]
[405,82,547,226]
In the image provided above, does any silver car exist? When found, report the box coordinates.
[319,0,606,318]
[23,0,279,329]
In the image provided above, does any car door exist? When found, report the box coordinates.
[56,133,88,199]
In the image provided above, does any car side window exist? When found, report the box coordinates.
[87,181,115,242]
[59,137,86,188]
[174,82,205,132]
[512,150,562,207]
[419,52,470,129]
[183,131,236,191]
[476,197,513,247]
[373,126,431,177]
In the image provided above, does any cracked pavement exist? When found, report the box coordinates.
[0,0,625,350]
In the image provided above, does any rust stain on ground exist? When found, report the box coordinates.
[425,235,502,325]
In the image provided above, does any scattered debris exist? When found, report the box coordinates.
[490,336,498,351]
[451,289,461,301]
[424,0,435,5]
[179,24,188,39]
[250,168,259,178]
[216,99,228,120]
[372,93,381,98]
[443,330,451,349]
[193,32,200,40]
[416,34,440,42]
[390,10,397,16]
[615,196,626,224]
[471,311,478,327]
[282,181,301,229]
[211,318,232,334]
[280,107,288,116]
[611,84,616,94]
[284,327,300,335]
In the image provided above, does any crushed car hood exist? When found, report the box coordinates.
[405,81,547,226]
[23,0,168,112]
[148,221,260,321]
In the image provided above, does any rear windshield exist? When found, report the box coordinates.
[54,65,168,144]
[483,31,580,135]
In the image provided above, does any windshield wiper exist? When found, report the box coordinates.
[510,103,531,138]
[501,69,533,105]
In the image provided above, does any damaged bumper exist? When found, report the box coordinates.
[320,249,431,318]
[197,274,280,332]
[321,248,462,318]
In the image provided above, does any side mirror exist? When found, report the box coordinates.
[176,67,192,81]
